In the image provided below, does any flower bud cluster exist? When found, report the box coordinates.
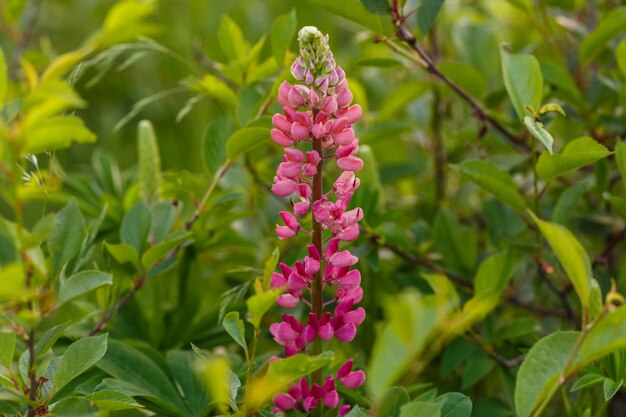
[268,26,366,416]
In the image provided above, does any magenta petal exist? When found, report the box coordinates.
[337,360,353,378]
[339,405,351,417]
[273,393,296,411]
[324,390,340,408]
[271,129,294,147]
[319,322,334,340]
[344,307,366,326]
[337,156,364,172]
[335,323,357,342]
[341,370,366,389]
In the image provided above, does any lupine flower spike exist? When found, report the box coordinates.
[269,26,365,416]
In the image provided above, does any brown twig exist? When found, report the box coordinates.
[388,7,529,153]
[87,275,146,336]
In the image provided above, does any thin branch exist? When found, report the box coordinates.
[9,0,43,79]
[388,10,529,152]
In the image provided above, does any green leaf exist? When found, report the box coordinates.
[202,116,233,176]
[196,74,237,108]
[246,352,334,409]
[450,160,526,212]
[344,406,369,417]
[500,46,543,120]
[0,48,7,103]
[527,211,592,312]
[225,126,270,160]
[24,115,96,154]
[435,392,472,417]
[58,270,113,304]
[361,0,390,15]
[93,0,155,48]
[48,199,85,275]
[222,311,248,356]
[0,331,16,367]
[54,334,108,392]
[96,339,187,415]
[474,250,514,297]
[400,400,442,417]
[49,397,97,417]
[539,103,566,117]
[304,0,391,34]
[437,61,488,98]
[552,183,587,224]
[579,7,626,66]
[270,10,297,65]
[524,116,555,154]
[514,331,579,417]
[462,354,495,389]
[535,136,612,181]
[141,230,193,270]
[603,378,623,401]
[83,390,142,411]
[137,120,161,204]
[218,15,249,62]
[615,140,626,192]
[120,200,152,255]
[104,242,139,267]
[417,0,445,34]
[246,289,280,329]
[571,373,604,392]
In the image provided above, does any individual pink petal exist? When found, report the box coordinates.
[337,88,353,107]
[344,307,366,326]
[272,179,296,197]
[339,269,361,289]
[277,81,292,107]
[324,390,340,408]
[312,122,327,139]
[330,250,358,268]
[280,211,300,231]
[338,224,360,241]
[337,360,353,378]
[273,393,296,411]
[321,96,338,114]
[293,201,310,216]
[335,323,357,342]
[291,122,309,141]
[288,87,305,107]
[284,148,305,162]
[341,370,366,389]
[337,156,364,171]
[319,322,334,340]
[272,114,292,134]
[339,104,362,124]
[271,129,294,147]
[277,293,299,308]
[276,225,296,240]
[339,405,351,417]
[334,128,355,146]
[271,271,287,288]
[303,396,318,412]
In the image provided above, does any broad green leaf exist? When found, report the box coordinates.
[515,331,579,417]
[270,10,297,65]
[399,400,442,417]
[578,306,626,365]
[344,406,369,417]
[262,247,280,290]
[524,116,554,154]
[48,199,85,275]
[435,392,472,417]
[417,0,445,34]
[202,116,233,176]
[0,263,25,301]
[141,230,193,270]
[0,331,16,366]
[42,48,91,82]
[540,60,584,108]
[120,200,152,255]
[450,160,526,212]
[93,0,155,48]
[500,46,543,120]
[536,136,612,181]
[58,270,113,304]
[0,48,6,103]
[462,354,495,389]
[196,74,237,108]
[166,350,210,415]
[246,352,334,409]
[83,390,142,411]
[137,120,161,204]
[474,251,514,297]
[246,289,280,329]
[24,115,96,154]
[48,397,97,417]
[222,311,248,356]
[361,0,390,15]
[304,0,391,34]
[579,7,626,66]
[225,126,270,160]
[54,334,108,392]
[96,339,187,415]
[615,140,626,191]
[528,211,592,311]
[218,15,249,62]
[104,242,139,267]
[617,40,626,77]
[603,193,626,219]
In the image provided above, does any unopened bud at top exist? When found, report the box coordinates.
[295,26,336,85]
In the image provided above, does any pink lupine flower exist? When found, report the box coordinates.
[269,26,366,415]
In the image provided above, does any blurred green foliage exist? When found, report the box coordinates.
[2,0,626,416]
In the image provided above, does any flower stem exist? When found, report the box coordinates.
[310,134,324,416]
